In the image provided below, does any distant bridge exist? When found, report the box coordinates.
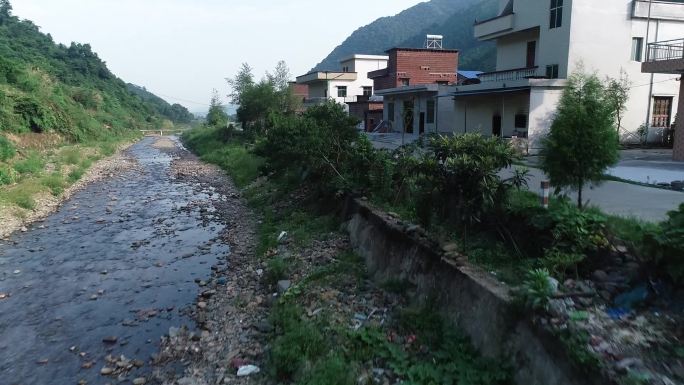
[139,128,187,137]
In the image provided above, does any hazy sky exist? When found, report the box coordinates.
[12,0,422,112]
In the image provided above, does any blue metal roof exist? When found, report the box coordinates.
[457,70,484,79]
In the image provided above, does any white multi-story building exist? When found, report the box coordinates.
[296,55,389,108]
[449,0,684,151]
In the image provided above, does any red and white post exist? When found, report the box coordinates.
[541,181,550,209]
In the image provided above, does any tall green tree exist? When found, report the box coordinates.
[206,89,228,128]
[0,0,12,24]
[540,70,620,209]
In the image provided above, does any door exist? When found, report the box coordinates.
[652,97,673,128]
[526,41,537,68]
[403,101,414,134]
[419,112,426,134]
[492,115,502,137]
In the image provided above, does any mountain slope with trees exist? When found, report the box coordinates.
[126,84,194,124]
[314,0,498,72]
[0,0,184,141]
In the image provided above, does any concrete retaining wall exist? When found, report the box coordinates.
[342,197,611,385]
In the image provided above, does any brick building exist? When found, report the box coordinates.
[369,47,459,91]
[369,41,460,136]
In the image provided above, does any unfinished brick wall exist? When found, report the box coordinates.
[371,48,459,90]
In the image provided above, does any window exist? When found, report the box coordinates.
[388,102,395,122]
[363,86,373,97]
[546,64,559,79]
[342,66,350,72]
[337,86,347,98]
[426,100,436,124]
[550,0,563,29]
[631,37,644,62]
[401,78,410,86]
[652,97,673,128]
[515,114,528,129]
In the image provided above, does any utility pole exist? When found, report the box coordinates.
[645,0,655,132]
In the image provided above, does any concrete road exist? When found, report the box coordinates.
[505,166,684,222]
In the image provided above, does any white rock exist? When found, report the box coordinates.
[237,365,260,377]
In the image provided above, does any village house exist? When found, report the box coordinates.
[448,0,684,153]
[295,55,388,110]
[369,36,460,136]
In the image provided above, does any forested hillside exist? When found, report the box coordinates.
[0,0,183,142]
[127,84,194,124]
[314,0,498,72]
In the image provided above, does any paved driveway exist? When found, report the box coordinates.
[505,166,684,222]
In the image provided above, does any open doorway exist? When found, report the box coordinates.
[492,114,502,137]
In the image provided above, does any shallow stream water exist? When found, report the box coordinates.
[0,137,227,384]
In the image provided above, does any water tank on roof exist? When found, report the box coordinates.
[425,35,443,50]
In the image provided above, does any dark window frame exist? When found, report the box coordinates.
[546,64,559,79]
[337,86,347,98]
[550,0,563,29]
[426,100,436,124]
[631,37,644,62]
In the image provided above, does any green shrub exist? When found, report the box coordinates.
[254,101,362,193]
[13,152,44,175]
[68,167,85,183]
[300,354,355,385]
[0,165,17,185]
[645,204,684,284]
[59,147,81,165]
[542,249,585,280]
[41,173,65,195]
[518,269,555,311]
[0,135,15,161]
[269,304,326,380]
[266,257,288,286]
[412,134,521,248]
[1,184,39,210]
[99,142,116,156]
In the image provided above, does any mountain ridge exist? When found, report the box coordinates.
[313,0,498,72]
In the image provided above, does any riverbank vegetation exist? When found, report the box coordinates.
[0,1,192,221]
[184,62,684,384]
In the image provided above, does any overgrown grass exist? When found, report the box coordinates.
[0,135,16,161]
[41,173,65,196]
[183,126,264,188]
[13,152,44,175]
[0,181,43,209]
[59,147,82,165]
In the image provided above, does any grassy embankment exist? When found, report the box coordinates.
[0,133,140,214]
[0,4,191,219]
[183,125,513,385]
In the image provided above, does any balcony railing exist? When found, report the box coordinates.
[647,38,684,62]
[478,67,538,83]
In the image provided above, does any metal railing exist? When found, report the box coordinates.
[478,67,539,82]
[647,38,684,62]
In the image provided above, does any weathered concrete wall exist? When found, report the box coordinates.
[342,197,612,385]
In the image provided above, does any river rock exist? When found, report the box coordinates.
[277,280,291,293]
[198,301,207,309]
[237,365,260,377]
[592,270,609,282]
[132,378,146,385]
[100,367,114,375]
[102,336,118,344]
